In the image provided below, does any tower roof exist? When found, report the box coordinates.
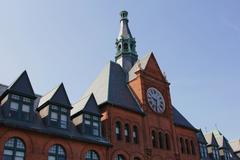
[118,10,133,40]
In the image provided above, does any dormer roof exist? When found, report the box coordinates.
[197,129,208,144]
[2,71,35,99]
[204,133,219,147]
[71,94,100,117]
[38,83,72,110]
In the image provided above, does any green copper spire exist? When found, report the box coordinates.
[115,11,138,73]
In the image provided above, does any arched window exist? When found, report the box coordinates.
[3,137,25,160]
[190,140,195,155]
[180,137,185,153]
[123,43,128,51]
[152,130,157,148]
[85,150,99,160]
[159,132,164,149]
[124,124,130,142]
[133,126,139,144]
[48,144,66,160]
[115,121,121,140]
[134,157,140,160]
[115,154,124,160]
[165,133,171,150]
[185,139,190,154]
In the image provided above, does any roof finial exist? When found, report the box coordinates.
[120,10,128,21]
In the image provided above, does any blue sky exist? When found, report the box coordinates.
[0,1,239,140]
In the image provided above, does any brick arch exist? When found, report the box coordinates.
[0,129,33,154]
[42,139,73,159]
[112,149,130,160]
[80,145,105,160]
[130,152,144,160]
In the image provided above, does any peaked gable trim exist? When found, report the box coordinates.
[38,83,72,110]
[2,71,36,99]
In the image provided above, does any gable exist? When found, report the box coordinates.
[71,94,100,117]
[7,71,35,98]
[38,83,71,109]
[143,53,166,82]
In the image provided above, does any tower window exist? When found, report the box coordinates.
[123,43,128,51]
[152,130,157,148]
[115,121,122,140]
[159,132,164,149]
[133,126,139,144]
[165,133,171,150]
[124,124,130,143]
[185,139,190,154]
[190,140,195,155]
[180,137,185,153]
[118,44,121,51]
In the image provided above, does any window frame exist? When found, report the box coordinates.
[82,113,101,137]
[48,144,66,160]
[8,94,33,121]
[3,137,26,160]
[49,105,69,129]
[85,150,99,160]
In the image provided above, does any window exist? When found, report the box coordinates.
[115,154,124,160]
[159,132,164,149]
[12,94,20,100]
[133,126,138,144]
[49,105,68,129]
[180,137,185,153]
[134,157,140,160]
[3,137,25,160]
[85,150,99,160]
[124,124,130,143]
[83,114,100,136]
[152,130,157,148]
[48,144,66,160]
[185,139,190,154]
[190,140,195,155]
[9,102,19,117]
[22,104,30,121]
[115,121,121,140]
[165,133,171,150]
[8,94,33,121]
[123,43,128,51]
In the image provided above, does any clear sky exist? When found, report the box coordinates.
[0,1,239,140]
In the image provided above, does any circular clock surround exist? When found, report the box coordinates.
[146,87,165,113]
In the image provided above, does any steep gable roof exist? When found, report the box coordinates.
[230,140,240,153]
[38,83,71,109]
[4,71,35,98]
[197,130,208,144]
[71,94,100,117]
[204,133,219,147]
[172,106,197,131]
[81,61,143,114]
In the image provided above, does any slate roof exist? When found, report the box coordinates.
[38,83,72,109]
[2,71,36,99]
[230,140,240,152]
[71,94,100,117]
[197,130,208,144]
[80,61,144,114]
[172,106,197,131]
[204,133,219,146]
[0,75,110,146]
[128,53,151,81]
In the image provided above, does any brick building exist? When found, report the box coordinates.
[0,11,201,160]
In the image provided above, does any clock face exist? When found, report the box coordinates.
[147,87,165,113]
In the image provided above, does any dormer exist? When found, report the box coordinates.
[204,133,220,160]
[0,71,36,121]
[71,94,102,137]
[37,83,72,129]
